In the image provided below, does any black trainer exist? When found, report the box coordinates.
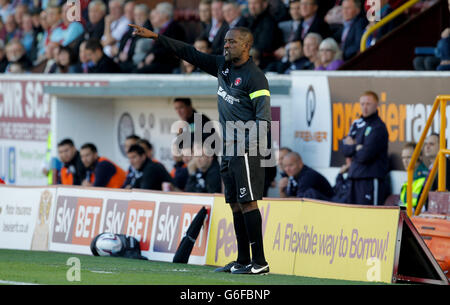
[231,261,270,275]
[214,261,245,273]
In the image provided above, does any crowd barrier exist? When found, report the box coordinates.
[0,184,447,284]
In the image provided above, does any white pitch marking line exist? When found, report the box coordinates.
[0,279,42,285]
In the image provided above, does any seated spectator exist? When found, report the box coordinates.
[185,146,221,193]
[4,14,20,43]
[14,3,28,27]
[50,3,84,47]
[294,0,331,42]
[277,146,292,178]
[0,39,7,72]
[0,0,14,24]
[73,40,91,73]
[101,0,131,58]
[80,143,127,188]
[283,40,312,73]
[174,37,212,74]
[399,142,428,209]
[303,32,321,69]
[137,138,159,162]
[333,0,368,60]
[198,0,212,30]
[123,0,135,24]
[315,37,344,70]
[40,41,60,73]
[135,2,186,73]
[436,27,450,71]
[246,0,284,69]
[200,0,228,55]
[331,157,352,203]
[279,152,334,200]
[223,0,247,29]
[58,138,86,186]
[20,13,36,55]
[84,38,121,73]
[123,144,173,190]
[34,9,49,63]
[115,3,152,73]
[55,45,78,73]
[275,0,303,63]
[423,133,450,191]
[169,145,189,191]
[4,38,32,72]
[84,0,106,41]
[122,134,141,188]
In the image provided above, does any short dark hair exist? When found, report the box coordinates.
[58,138,74,147]
[84,38,103,52]
[138,139,153,150]
[80,143,97,153]
[126,134,141,141]
[127,144,146,155]
[174,97,192,106]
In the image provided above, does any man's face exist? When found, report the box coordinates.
[224,30,247,62]
[46,7,61,27]
[401,147,414,171]
[277,149,290,170]
[88,4,105,24]
[282,155,302,177]
[174,101,193,121]
[288,41,303,62]
[127,151,146,169]
[223,3,239,24]
[299,0,318,19]
[289,1,302,21]
[80,148,98,168]
[342,0,359,22]
[6,42,24,62]
[109,0,123,20]
[303,36,319,58]
[424,135,439,158]
[84,48,102,64]
[58,144,76,163]
[211,1,224,22]
[124,2,135,22]
[359,94,378,118]
[134,8,147,26]
[248,0,266,17]
[195,154,213,171]
[199,3,211,23]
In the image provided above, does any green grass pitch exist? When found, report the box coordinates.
[0,249,380,285]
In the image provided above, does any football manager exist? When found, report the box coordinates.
[129,23,271,275]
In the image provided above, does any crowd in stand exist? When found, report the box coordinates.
[0,0,424,74]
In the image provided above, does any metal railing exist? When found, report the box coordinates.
[360,0,419,52]
[407,95,450,217]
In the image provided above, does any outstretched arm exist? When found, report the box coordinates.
[129,24,221,77]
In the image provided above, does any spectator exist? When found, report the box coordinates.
[55,45,78,73]
[333,0,368,60]
[50,3,84,47]
[302,32,321,69]
[34,9,49,63]
[200,0,228,55]
[123,144,173,190]
[223,0,247,29]
[58,138,87,186]
[20,13,36,54]
[124,134,140,153]
[294,0,331,42]
[4,38,32,72]
[135,2,186,73]
[399,142,428,209]
[0,0,14,23]
[198,0,212,30]
[137,138,159,162]
[4,14,20,43]
[84,38,122,73]
[277,146,292,178]
[279,151,334,200]
[315,37,344,70]
[169,144,189,190]
[342,91,389,205]
[331,157,352,203]
[30,7,42,34]
[101,0,130,58]
[123,0,135,24]
[0,39,7,72]
[115,3,152,73]
[85,0,106,40]
[267,40,311,73]
[185,145,221,193]
[173,97,214,149]
[73,40,91,73]
[246,0,283,68]
[40,41,60,73]
[175,37,212,74]
[278,0,302,45]
[423,133,450,191]
[80,143,127,188]
[14,3,28,27]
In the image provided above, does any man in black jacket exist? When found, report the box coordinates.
[123,144,173,190]
[85,38,122,73]
[293,0,331,41]
[185,146,222,193]
[201,0,229,55]
[342,91,389,205]
[129,24,271,275]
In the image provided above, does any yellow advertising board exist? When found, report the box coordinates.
[206,196,400,283]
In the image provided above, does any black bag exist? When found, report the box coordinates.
[173,206,208,263]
